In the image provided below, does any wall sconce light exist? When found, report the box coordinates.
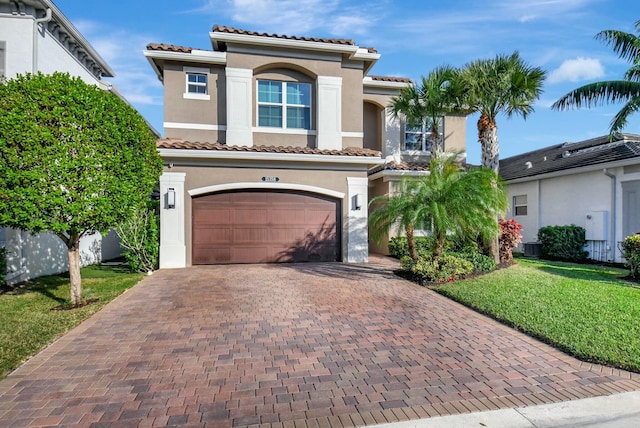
[352,193,363,211]
[167,188,176,209]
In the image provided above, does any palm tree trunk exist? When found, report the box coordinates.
[431,123,443,157]
[478,114,500,173]
[433,234,446,262]
[478,114,501,263]
[405,223,418,262]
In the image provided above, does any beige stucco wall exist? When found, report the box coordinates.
[163,48,366,149]
[167,164,367,265]
[443,115,467,154]
[163,62,226,138]
[363,102,382,151]
[368,178,391,255]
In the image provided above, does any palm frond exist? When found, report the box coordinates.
[552,80,640,110]
[595,28,640,64]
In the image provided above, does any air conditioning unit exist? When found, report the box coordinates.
[523,242,542,258]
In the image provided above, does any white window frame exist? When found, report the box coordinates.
[402,117,443,153]
[513,195,528,216]
[256,80,312,131]
[183,66,210,100]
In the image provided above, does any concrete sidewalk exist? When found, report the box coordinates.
[374,390,640,427]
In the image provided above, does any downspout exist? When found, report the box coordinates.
[603,168,617,261]
[32,7,52,72]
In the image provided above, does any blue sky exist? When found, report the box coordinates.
[55,0,640,165]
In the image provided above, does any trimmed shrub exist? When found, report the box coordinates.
[452,249,497,272]
[620,234,640,278]
[537,225,588,262]
[404,254,473,283]
[499,219,523,263]
[388,236,436,259]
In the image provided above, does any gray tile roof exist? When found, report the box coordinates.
[499,134,640,181]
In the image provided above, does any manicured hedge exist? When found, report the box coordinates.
[538,225,588,262]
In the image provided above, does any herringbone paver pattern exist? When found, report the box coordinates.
[1,257,639,427]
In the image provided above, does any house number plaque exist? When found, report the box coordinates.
[261,176,280,182]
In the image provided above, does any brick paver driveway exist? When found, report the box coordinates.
[1,257,639,427]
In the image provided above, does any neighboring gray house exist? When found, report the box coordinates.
[500,133,640,263]
[0,0,122,284]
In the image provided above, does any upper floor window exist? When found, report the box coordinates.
[403,117,443,152]
[187,73,207,94]
[258,80,311,130]
[513,195,528,216]
[183,66,210,100]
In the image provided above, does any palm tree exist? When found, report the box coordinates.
[389,65,466,157]
[368,178,424,262]
[462,52,547,172]
[552,20,640,136]
[369,154,507,262]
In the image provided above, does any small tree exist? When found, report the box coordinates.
[0,72,163,305]
[116,201,160,273]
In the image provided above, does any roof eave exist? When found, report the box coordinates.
[40,0,115,77]
[143,50,227,81]
[363,77,411,89]
[158,148,384,166]
[503,156,640,183]
[210,31,360,55]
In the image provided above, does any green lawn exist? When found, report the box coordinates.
[435,258,640,372]
[0,265,143,380]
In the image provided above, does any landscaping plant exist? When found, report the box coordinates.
[538,225,588,262]
[499,218,523,263]
[620,234,640,278]
[0,72,163,305]
[116,201,160,273]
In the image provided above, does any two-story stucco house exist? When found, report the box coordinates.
[144,25,467,268]
[0,0,125,284]
[500,133,640,263]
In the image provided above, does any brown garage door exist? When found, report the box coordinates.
[192,190,340,264]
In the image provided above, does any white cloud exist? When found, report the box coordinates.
[196,0,378,39]
[547,57,605,83]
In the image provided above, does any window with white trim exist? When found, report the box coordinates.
[513,195,528,216]
[403,117,443,152]
[186,72,207,95]
[257,80,311,129]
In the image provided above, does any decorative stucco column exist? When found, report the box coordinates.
[384,107,402,161]
[316,76,342,150]
[346,176,369,263]
[225,67,253,146]
[159,172,186,268]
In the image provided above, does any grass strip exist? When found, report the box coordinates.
[435,258,640,372]
[0,265,143,380]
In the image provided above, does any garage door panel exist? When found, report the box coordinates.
[193,190,339,264]
[193,226,231,244]
[193,247,232,264]
[193,208,231,225]
[270,227,308,244]
[234,227,270,243]
[232,193,268,204]
[231,208,268,224]
[269,209,307,224]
